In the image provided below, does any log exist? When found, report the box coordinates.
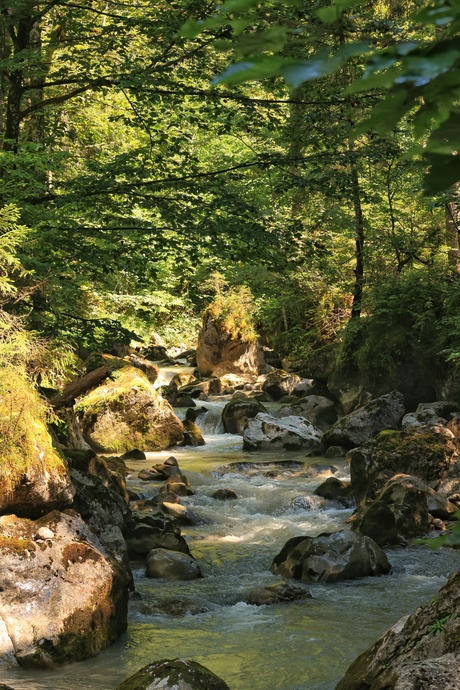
[51,365,110,409]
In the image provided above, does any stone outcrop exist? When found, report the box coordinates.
[335,571,460,690]
[351,474,458,546]
[76,366,184,453]
[323,391,405,448]
[116,658,230,690]
[243,413,323,451]
[0,510,128,668]
[348,428,460,505]
[196,313,264,377]
[313,477,354,508]
[270,529,391,583]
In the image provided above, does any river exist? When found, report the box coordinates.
[2,396,460,690]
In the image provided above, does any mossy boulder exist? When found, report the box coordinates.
[116,658,230,690]
[0,510,128,668]
[76,366,184,453]
[270,529,391,583]
[323,391,405,449]
[348,428,460,505]
[222,397,268,434]
[262,369,302,401]
[351,474,458,547]
[196,311,264,377]
[335,571,460,690]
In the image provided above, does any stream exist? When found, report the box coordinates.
[2,391,460,690]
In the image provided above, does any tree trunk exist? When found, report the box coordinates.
[350,163,365,319]
[446,197,460,270]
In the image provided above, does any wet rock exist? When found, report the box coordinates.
[139,598,210,617]
[270,529,391,583]
[348,428,460,505]
[324,445,348,458]
[146,549,202,580]
[161,502,204,525]
[120,449,146,460]
[212,488,238,500]
[323,391,405,448]
[222,397,268,435]
[182,419,205,446]
[335,571,460,690]
[314,477,354,508]
[278,395,338,432]
[116,658,229,690]
[351,474,458,547]
[128,354,159,383]
[125,523,190,556]
[243,413,323,452]
[0,511,128,668]
[245,582,312,606]
[138,468,165,481]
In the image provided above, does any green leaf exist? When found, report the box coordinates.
[424,152,460,193]
[280,42,370,89]
[212,56,287,85]
[317,0,366,23]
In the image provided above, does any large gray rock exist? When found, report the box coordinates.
[196,313,264,377]
[402,401,459,429]
[278,395,338,431]
[0,511,128,668]
[348,428,460,505]
[146,549,202,580]
[116,658,229,690]
[335,571,460,690]
[270,529,391,583]
[323,391,405,448]
[243,413,323,451]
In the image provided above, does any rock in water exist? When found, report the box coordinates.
[270,529,391,583]
[323,390,405,448]
[243,413,323,451]
[0,510,128,668]
[116,658,230,689]
[335,571,460,690]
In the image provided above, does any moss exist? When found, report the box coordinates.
[0,368,68,496]
[76,366,153,415]
[0,535,36,557]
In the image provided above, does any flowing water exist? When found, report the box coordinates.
[2,396,460,690]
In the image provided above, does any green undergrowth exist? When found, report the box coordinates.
[75,366,154,415]
[0,367,66,496]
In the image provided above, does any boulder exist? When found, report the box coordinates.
[348,428,460,505]
[243,413,323,452]
[0,511,128,668]
[76,366,184,453]
[270,529,391,583]
[313,477,354,508]
[182,419,205,446]
[146,549,202,580]
[278,395,338,431]
[212,488,238,500]
[323,391,405,448]
[222,397,268,434]
[245,582,312,606]
[116,658,229,690]
[125,523,190,556]
[262,369,302,401]
[335,571,460,690]
[401,401,459,430]
[351,474,457,546]
[196,313,264,377]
